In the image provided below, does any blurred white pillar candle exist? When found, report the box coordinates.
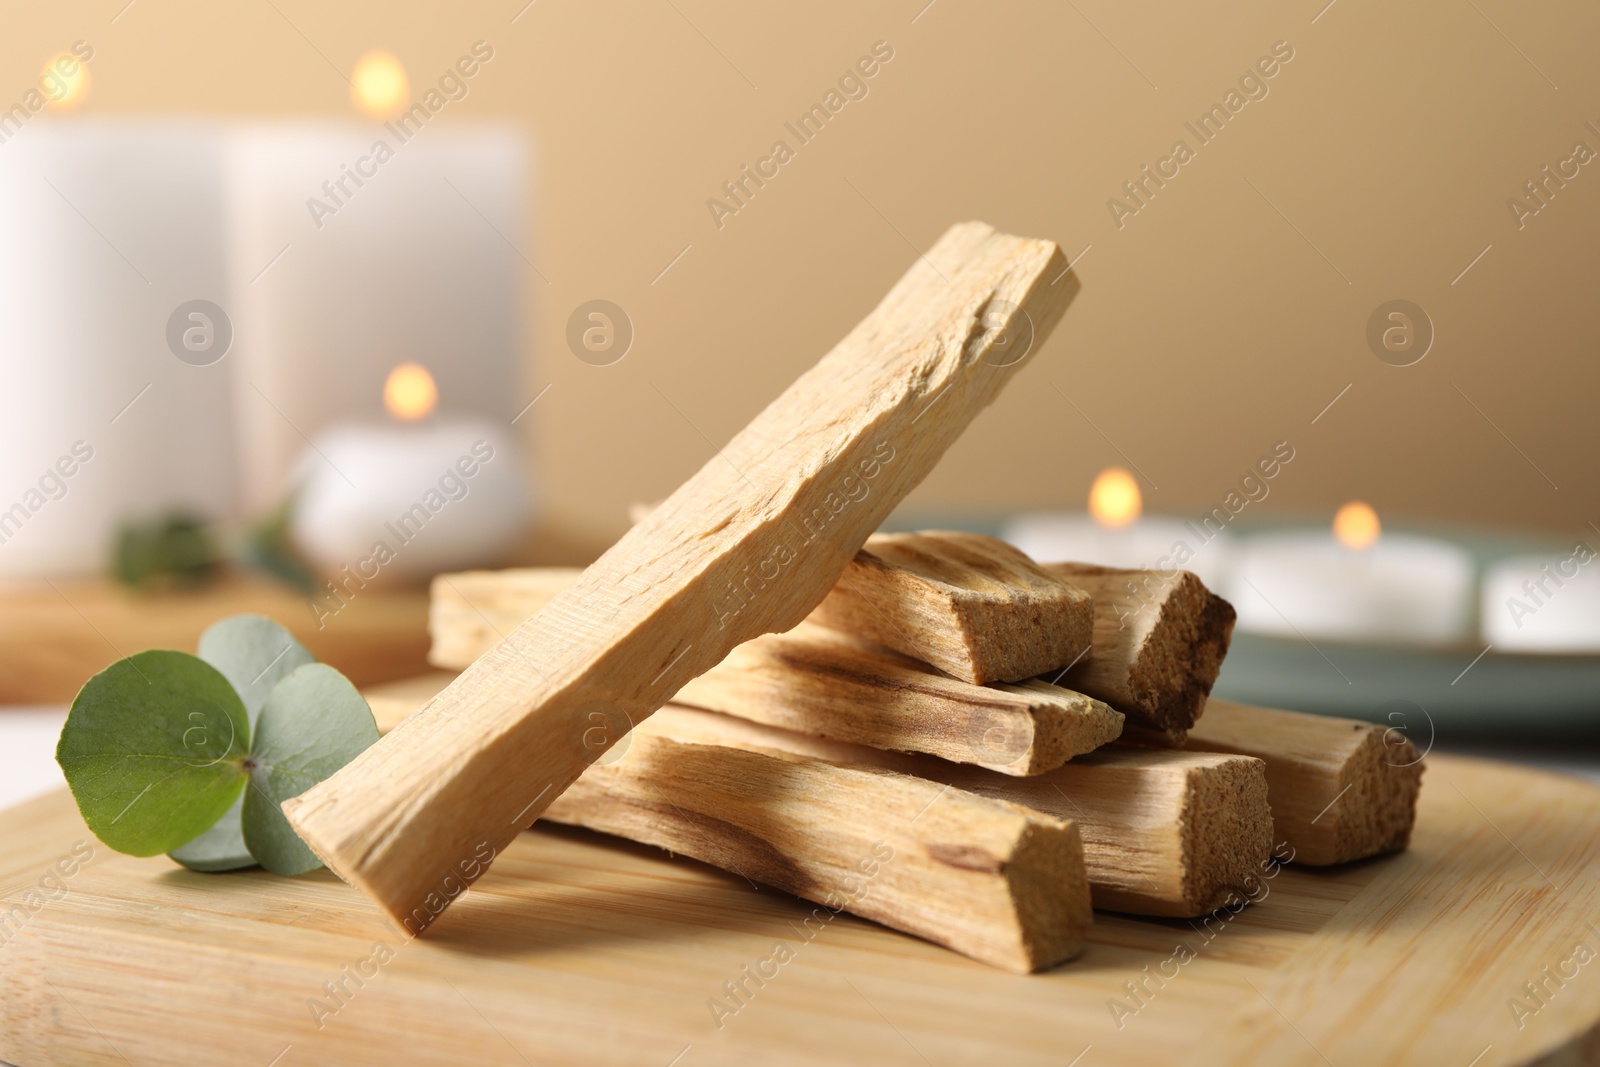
[1002,468,1232,586]
[292,365,532,588]
[1226,503,1474,645]
[227,124,526,513]
[0,122,236,576]
[1482,546,1600,652]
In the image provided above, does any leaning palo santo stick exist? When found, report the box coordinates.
[1182,699,1424,866]
[808,530,1093,684]
[432,576,1122,775]
[1040,563,1237,736]
[363,690,1091,973]
[285,222,1077,931]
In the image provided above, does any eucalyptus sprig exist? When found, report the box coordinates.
[55,615,378,876]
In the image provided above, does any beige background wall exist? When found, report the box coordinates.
[7,0,1595,559]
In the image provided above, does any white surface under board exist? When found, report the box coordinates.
[0,708,68,813]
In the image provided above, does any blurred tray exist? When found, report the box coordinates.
[1212,632,1600,738]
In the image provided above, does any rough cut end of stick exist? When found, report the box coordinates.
[1015,746,1273,918]
[1000,819,1095,972]
[1185,699,1425,866]
[1043,563,1236,733]
[1332,726,1425,861]
[996,680,1125,775]
[811,531,1094,684]
[1174,751,1275,916]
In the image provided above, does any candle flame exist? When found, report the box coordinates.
[41,53,90,110]
[351,51,410,120]
[384,363,437,421]
[1333,501,1380,549]
[1089,467,1142,529]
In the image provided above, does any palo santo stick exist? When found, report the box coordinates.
[432,578,1122,775]
[702,717,1273,918]
[549,708,1092,973]
[1182,699,1424,866]
[675,623,1122,775]
[1040,563,1237,735]
[989,746,1271,917]
[284,222,1077,931]
[361,689,1092,972]
[808,531,1093,684]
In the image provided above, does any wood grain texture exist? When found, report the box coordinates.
[284,222,1077,933]
[5,756,1598,1066]
[434,573,1122,775]
[1042,563,1236,734]
[1183,699,1425,866]
[808,530,1094,684]
[427,568,579,670]
[371,677,1261,919]
[668,714,1273,920]
[674,623,1122,775]
[951,747,1274,918]
[543,707,1092,974]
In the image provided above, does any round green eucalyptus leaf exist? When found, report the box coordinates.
[169,792,255,872]
[242,662,380,876]
[57,650,249,857]
[197,614,315,726]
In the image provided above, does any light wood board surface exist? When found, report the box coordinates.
[3,754,1598,1066]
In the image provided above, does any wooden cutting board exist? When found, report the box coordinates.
[3,755,1598,1065]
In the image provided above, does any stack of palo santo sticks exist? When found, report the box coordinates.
[371,529,1425,974]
